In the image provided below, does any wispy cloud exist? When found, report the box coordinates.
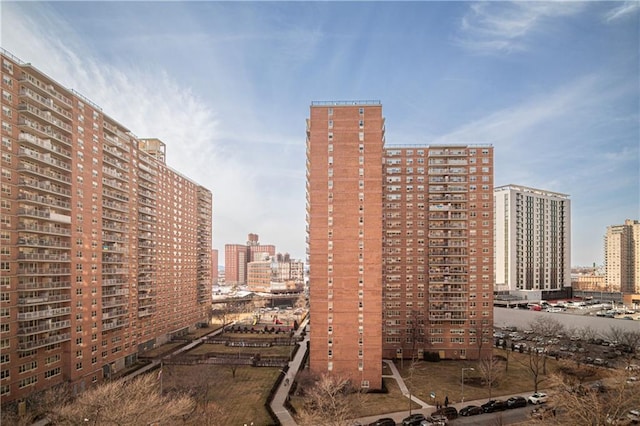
[604,1,640,22]
[430,73,638,192]
[456,1,585,54]
[3,3,306,257]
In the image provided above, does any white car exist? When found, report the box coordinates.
[528,392,548,405]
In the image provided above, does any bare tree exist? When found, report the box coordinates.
[472,319,492,359]
[605,326,640,368]
[515,346,547,393]
[542,363,640,425]
[529,316,564,375]
[211,301,243,334]
[296,374,361,426]
[477,355,504,399]
[39,374,195,425]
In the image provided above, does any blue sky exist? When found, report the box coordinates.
[3,1,638,266]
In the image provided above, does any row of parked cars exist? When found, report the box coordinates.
[387,393,549,425]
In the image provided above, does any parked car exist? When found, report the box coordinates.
[527,392,548,404]
[481,399,508,413]
[432,407,458,420]
[459,405,483,416]
[506,396,528,408]
[420,414,448,426]
[530,405,556,419]
[370,418,396,426]
[402,413,427,426]
[627,409,640,423]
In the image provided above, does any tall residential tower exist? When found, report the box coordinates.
[605,219,640,294]
[494,184,571,300]
[306,101,494,388]
[0,51,212,405]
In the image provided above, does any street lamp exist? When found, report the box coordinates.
[461,367,475,403]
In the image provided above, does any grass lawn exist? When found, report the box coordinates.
[355,377,421,417]
[288,376,421,420]
[162,363,281,426]
[398,348,612,405]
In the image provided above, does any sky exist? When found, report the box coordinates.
[2,1,638,267]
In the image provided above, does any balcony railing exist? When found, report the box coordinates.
[18,162,70,184]
[17,307,71,320]
[17,319,71,336]
[18,332,71,351]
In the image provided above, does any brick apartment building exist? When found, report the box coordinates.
[224,234,275,286]
[306,101,494,389]
[0,50,212,405]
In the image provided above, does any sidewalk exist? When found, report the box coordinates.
[270,318,311,426]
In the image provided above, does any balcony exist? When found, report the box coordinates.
[102,177,129,191]
[18,147,71,172]
[17,237,70,249]
[102,222,126,232]
[18,103,72,133]
[17,307,71,320]
[19,87,72,120]
[102,188,129,203]
[18,332,71,351]
[102,154,130,173]
[18,162,71,184]
[102,278,127,287]
[17,267,70,276]
[102,267,128,275]
[429,285,467,293]
[18,131,71,158]
[17,222,70,235]
[102,298,128,308]
[18,293,71,306]
[17,319,71,336]
[103,288,129,297]
[17,192,71,210]
[102,309,128,319]
[18,279,71,290]
[102,199,129,213]
[19,72,73,108]
[429,304,467,312]
[428,148,467,157]
[17,252,70,262]
[102,166,127,182]
[137,309,153,318]
[102,319,128,330]
[429,313,467,321]
[17,118,72,146]
[19,178,71,197]
[103,212,128,223]
[102,256,126,264]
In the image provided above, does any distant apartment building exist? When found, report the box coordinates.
[494,185,571,300]
[224,234,275,286]
[224,244,248,285]
[0,51,212,404]
[211,248,219,284]
[306,100,494,389]
[572,271,607,292]
[247,253,272,292]
[605,219,640,294]
[246,253,305,293]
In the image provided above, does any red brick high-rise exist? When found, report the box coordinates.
[306,101,494,389]
[0,51,212,405]
[306,101,384,389]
